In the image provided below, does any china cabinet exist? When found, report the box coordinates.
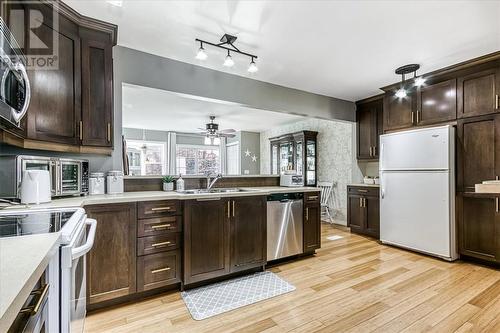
[270,131,318,186]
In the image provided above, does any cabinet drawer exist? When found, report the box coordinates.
[347,186,379,197]
[304,192,321,203]
[137,251,181,292]
[137,216,181,237]
[138,200,180,218]
[138,234,180,256]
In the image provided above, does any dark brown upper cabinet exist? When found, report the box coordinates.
[416,78,457,126]
[81,31,114,147]
[356,97,383,160]
[457,114,500,192]
[230,196,266,273]
[0,0,117,154]
[458,194,499,263]
[458,67,500,118]
[85,203,137,306]
[383,89,416,131]
[25,13,82,145]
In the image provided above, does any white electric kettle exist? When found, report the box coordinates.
[19,170,51,204]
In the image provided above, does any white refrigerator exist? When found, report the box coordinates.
[379,125,458,261]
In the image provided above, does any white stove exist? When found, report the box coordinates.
[0,207,97,333]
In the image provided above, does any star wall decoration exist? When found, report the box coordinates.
[252,155,257,162]
[244,149,251,157]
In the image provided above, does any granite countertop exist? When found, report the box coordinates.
[0,233,60,332]
[1,186,320,210]
[348,183,380,188]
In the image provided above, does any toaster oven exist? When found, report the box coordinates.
[280,174,304,187]
[0,155,89,199]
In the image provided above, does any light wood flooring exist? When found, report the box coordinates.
[85,224,500,333]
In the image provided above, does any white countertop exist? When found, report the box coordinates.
[2,186,320,210]
[348,183,380,188]
[0,233,60,332]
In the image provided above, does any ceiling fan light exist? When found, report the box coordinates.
[213,137,221,145]
[248,59,258,73]
[204,136,211,145]
[395,88,407,98]
[195,46,207,60]
[223,53,234,67]
[414,77,426,87]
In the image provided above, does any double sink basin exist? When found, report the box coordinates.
[178,188,258,194]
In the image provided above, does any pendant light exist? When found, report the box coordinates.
[195,34,258,72]
[248,57,258,73]
[195,42,207,60]
[223,50,234,67]
[394,64,421,98]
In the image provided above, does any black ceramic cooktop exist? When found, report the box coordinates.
[0,210,76,238]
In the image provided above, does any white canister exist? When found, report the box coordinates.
[107,170,124,194]
[89,172,106,195]
[19,170,51,204]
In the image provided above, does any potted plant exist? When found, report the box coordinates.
[162,175,174,191]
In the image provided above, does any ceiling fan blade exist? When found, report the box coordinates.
[219,133,236,138]
[219,129,236,133]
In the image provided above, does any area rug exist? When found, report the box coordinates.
[181,271,295,320]
[326,235,344,241]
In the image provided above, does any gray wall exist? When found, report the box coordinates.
[240,131,260,175]
[1,46,355,172]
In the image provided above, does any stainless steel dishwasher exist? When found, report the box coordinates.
[267,193,303,261]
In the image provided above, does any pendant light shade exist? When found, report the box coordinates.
[248,58,258,73]
[223,51,234,67]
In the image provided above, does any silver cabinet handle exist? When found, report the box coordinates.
[20,284,49,315]
[306,207,309,221]
[496,94,499,110]
[359,197,363,208]
[151,224,171,229]
[232,200,235,217]
[496,197,499,213]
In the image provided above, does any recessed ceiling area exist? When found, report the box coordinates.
[122,83,305,133]
[64,1,500,101]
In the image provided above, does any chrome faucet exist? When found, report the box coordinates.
[206,173,222,191]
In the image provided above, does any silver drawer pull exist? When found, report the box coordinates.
[308,195,319,200]
[151,206,172,211]
[358,189,368,193]
[151,224,171,229]
[151,267,171,274]
[151,241,171,248]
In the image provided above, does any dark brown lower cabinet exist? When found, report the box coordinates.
[137,251,181,292]
[184,196,267,286]
[304,192,321,252]
[85,203,137,305]
[459,194,499,263]
[230,196,266,273]
[184,198,230,285]
[347,186,380,239]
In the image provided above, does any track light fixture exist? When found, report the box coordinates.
[195,34,258,73]
[394,64,425,98]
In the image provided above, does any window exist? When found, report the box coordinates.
[126,140,166,176]
[176,144,220,175]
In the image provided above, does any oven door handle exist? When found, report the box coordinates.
[71,218,97,260]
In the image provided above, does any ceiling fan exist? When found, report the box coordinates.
[198,116,236,144]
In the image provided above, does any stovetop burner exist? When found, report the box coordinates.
[0,209,78,238]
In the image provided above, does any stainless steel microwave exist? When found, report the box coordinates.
[0,155,89,199]
[0,18,30,129]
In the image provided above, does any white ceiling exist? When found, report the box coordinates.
[66,0,500,101]
[122,84,305,132]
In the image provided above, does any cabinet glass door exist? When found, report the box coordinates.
[280,143,293,173]
[295,141,303,176]
[306,140,316,185]
[271,144,278,174]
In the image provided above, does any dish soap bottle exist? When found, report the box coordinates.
[176,174,185,192]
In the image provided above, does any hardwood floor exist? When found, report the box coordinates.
[85,224,500,333]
